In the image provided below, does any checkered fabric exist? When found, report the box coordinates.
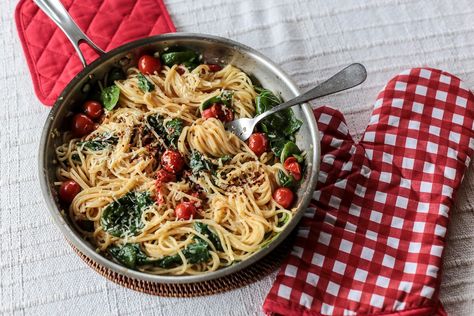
[263,68,474,316]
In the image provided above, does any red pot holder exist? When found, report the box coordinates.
[264,68,474,315]
[15,0,175,106]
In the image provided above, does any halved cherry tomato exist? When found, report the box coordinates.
[284,157,302,181]
[248,133,269,156]
[83,100,103,120]
[138,55,161,75]
[59,180,81,203]
[202,103,223,120]
[71,114,95,137]
[207,64,222,72]
[156,169,176,185]
[221,106,234,122]
[273,187,294,209]
[175,202,196,220]
[161,150,185,173]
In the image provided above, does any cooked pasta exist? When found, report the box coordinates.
[54,50,303,275]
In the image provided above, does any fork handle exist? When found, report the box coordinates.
[255,63,367,121]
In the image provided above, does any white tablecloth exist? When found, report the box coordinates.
[2,0,474,314]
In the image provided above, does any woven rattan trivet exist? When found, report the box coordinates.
[68,233,294,297]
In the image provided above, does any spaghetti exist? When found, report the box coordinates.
[55,52,303,275]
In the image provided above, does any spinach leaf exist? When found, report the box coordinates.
[189,151,215,174]
[146,115,183,148]
[194,222,223,251]
[101,191,154,238]
[201,90,233,111]
[101,85,120,110]
[255,89,303,156]
[137,73,154,93]
[280,141,301,162]
[278,170,296,188]
[164,118,184,147]
[147,114,166,136]
[182,239,212,264]
[161,49,200,68]
[78,134,118,151]
[109,238,212,270]
[108,243,143,269]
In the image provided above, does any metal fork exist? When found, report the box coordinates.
[226,63,367,140]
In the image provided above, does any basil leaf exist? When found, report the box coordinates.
[194,222,223,251]
[101,85,120,110]
[161,50,199,67]
[137,73,154,93]
[101,191,154,238]
[182,239,212,264]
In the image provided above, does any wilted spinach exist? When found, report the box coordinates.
[109,239,211,270]
[194,222,223,251]
[78,134,118,151]
[137,73,154,92]
[278,170,296,188]
[255,89,303,157]
[189,151,215,175]
[101,191,154,238]
[146,115,183,148]
[201,90,234,111]
[161,47,200,69]
[164,118,184,147]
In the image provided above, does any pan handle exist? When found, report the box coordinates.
[33,0,105,67]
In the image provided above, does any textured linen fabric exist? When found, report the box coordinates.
[2,0,474,315]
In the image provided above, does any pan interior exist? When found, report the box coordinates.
[39,33,320,283]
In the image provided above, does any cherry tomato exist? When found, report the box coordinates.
[248,133,269,156]
[202,103,223,120]
[207,64,222,72]
[273,187,295,209]
[284,157,302,181]
[176,66,185,75]
[161,150,185,173]
[138,55,161,75]
[156,169,176,185]
[83,100,103,120]
[221,106,234,122]
[71,113,95,137]
[175,202,197,220]
[59,180,81,203]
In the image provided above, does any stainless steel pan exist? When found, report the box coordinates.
[36,0,320,283]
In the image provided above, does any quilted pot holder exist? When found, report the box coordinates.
[15,0,175,106]
[264,68,474,315]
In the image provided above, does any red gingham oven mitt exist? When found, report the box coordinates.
[263,68,474,315]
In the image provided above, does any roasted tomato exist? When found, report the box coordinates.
[83,100,103,120]
[175,202,197,220]
[161,150,185,173]
[59,180,81,203]
[284,157,302,181]
[248,133,269,156]
[273,187,295,209]
[71,114,95,137]
[138,55,161,75]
